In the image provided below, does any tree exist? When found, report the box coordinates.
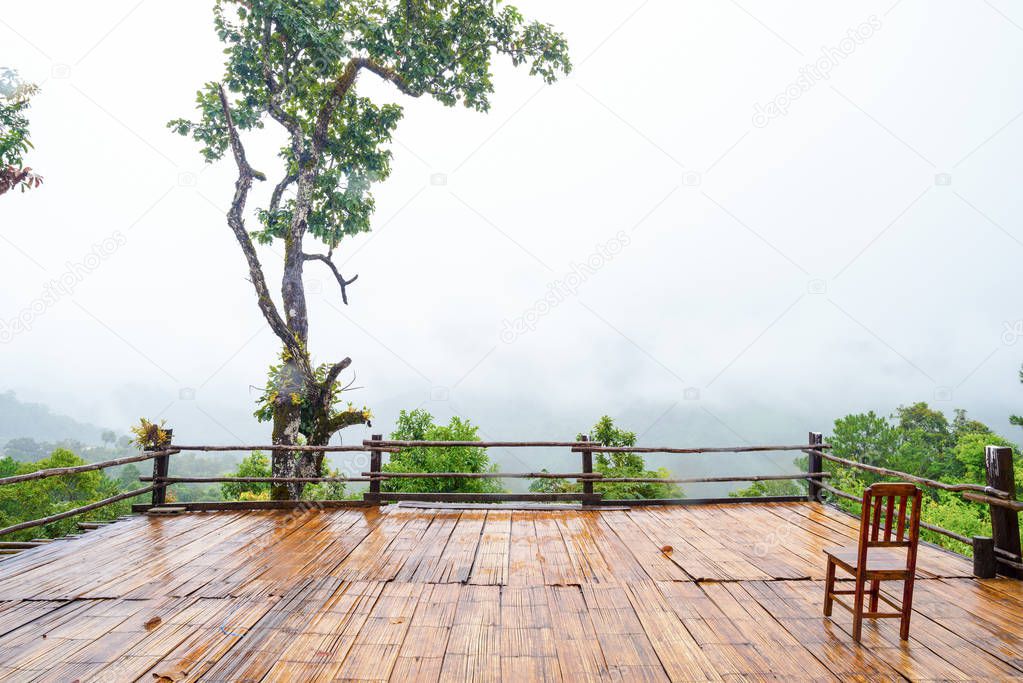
[830,411,898,468]
[170,0,570,500]
[382,409,501,494]
[0,68,42,196]
[116,463,142,489]
[531,416,680,500]
[221,451,272,500]
[3,437,51,461]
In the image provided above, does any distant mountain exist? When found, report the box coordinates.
[0,391,109,446]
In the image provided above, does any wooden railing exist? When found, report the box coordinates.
[355,435,830,505]
[1,429,1019,581]
[807,438,1022,580]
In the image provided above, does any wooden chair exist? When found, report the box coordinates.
[823,482,922,642]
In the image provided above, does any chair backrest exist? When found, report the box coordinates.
[857,483,922,571]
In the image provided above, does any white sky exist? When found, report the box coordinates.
[1,0,1022,481]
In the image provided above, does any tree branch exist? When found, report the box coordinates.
[353,57,422,97]
[303,252,359,305]
[260,16,301,135]
[313,58,421,153]
[324,409,372,435]
[217,83,308,369]
[323,357,352,388]
[269,172,297,214]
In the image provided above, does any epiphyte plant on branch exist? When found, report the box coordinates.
[169,0,571,499]
[0,68,43,197]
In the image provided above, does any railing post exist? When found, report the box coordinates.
[972,536,996,578]
[807,431,823,503]
[580,435,594,504]
[149,428,172,507]
[985,445,1021,578]
[367,434,382,503]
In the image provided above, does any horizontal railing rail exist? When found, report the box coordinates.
[169,444,402,453]
[141,476,376,484]
[0,449,179,487]
[812,449,1011,498]
[0,485,156,538]
[361,471,603,479]
[370,440,831,454]
[592,473,830,484]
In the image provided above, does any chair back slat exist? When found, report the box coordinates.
[883,495,895,542]
[895,496,908,543]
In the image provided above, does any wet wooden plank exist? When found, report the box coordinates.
[391,583,460,682]
[546,585,610,682]
[500,585,560,682]
[582,583,669,681]
[469,511,512,586]
[439,585,501,682]
[429,511,486,584]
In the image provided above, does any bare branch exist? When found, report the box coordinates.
[324,357,352,388]
[304,252,359,305]
[269,172,297,214]
[354,57,422,97]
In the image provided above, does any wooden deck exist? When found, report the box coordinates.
[0,502,1020,681]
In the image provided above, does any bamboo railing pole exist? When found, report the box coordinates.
[170,444,394,452]
[816,450,1010,497]
[0,485,156,537]
[360,472,603,479]
[143,476,375,483]
[0,449,179,487]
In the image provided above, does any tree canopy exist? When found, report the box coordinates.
[531,416,680,500]
[169,0,570,499]
[382,409,502,494]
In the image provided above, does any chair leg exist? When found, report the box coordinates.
[900,576,916,640]
[823,559,836,617]
[852,575,866,642]
[869,578,880,612]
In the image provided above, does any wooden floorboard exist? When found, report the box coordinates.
[0,502,1017,681]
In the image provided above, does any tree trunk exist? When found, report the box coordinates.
[270,397,303,500]
[269,375,336,501]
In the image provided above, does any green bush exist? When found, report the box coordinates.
[382,410,502,494]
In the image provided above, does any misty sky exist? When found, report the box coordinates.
[2,1,1022,484]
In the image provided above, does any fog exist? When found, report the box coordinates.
[2,1,1022,489]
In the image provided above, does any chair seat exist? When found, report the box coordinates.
[823,545,911,577]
